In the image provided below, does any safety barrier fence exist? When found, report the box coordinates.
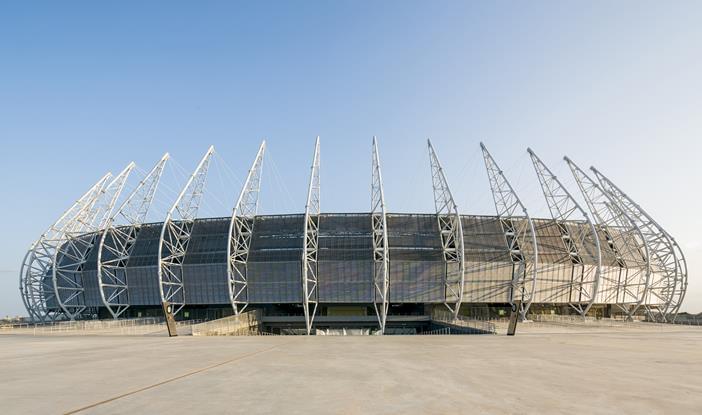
[0,317,206,336]
[431,309,497,335]
[526,314,701,331]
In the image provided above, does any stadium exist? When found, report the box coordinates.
[19,138,688,335]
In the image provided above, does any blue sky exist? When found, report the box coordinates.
[1,1,701,316]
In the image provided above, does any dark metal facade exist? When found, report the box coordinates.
[46,213,646,309]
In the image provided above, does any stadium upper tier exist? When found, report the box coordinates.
[19,139,688,334]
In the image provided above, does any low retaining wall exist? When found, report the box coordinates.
[191,310,262,336]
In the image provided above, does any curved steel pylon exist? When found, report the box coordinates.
[427,139,465,319]
[480,143,538,320]
[528,148,600,316]
[591,167,684,321]
[53,163,135,320]
[227,141,266,315]
[20,173,111,322]
[371,137,390,333]
[97,154,169,319]
[565,157,651,318]
[158,146,215,318]
[302,137,320,335]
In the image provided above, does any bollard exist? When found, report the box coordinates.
[507,301,521,336]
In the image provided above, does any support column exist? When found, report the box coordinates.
[480,143,538,320]
[427,139,465,319]
[371,137,390,333]
[97,154,169,319]
[528,149,601,316]
[302,137,320,335]
[227,141,266,315]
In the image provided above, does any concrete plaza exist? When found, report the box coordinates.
[1,325,701,414]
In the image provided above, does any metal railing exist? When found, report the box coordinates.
[0,317,206,336]
[431,309,497,334]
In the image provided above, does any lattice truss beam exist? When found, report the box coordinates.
[565,157,651,318]
[97,154,169,319]
[52,163,135,320]
[591,167,685,322]
[20,173,112,322]
[302,137,321,335]
[227,141,266,315]
[371,137,390,333]
[480,143,538,319]
[158,146,215,317]
[427,139,465,318]
[528,149,601,316]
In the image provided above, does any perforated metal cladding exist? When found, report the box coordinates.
[120,266,155,305]
[181,219,228,304]
[51,213,656,309]
[460,216,511,303]
[53,233,99,307]
[530,219,576,303]
[123,223,161,305]
[247,215,304,303]
[387,214,444,302]
[318,214,373,303]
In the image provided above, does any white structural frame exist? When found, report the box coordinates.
[227,141,266,315]
[427,139,465,319]
[591,167,685,321]
[371,136,390,333]
[565,157,651,318]
[97,154,169,319]
[302,137,321,335]
[20,174,111,322]
[52,163,134,320]
[158,146,215,317]
[528,149,601,316]
[480,143,538,319]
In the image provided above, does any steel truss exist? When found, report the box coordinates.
[565,158,651,318]
[158,146,215,317]
[97,154,169,319]
[528,149,600,316]
[591,167,685,321]
[302,137,321,335]
[371,137,390,333]
[427,140,465,319]
[53,164,134,320]
[20,174,112,322]
[227,141,266,315]
[480,143,538,320]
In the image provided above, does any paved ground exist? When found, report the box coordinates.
[1,327,701,414]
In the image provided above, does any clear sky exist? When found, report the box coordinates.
[1,1,701,317]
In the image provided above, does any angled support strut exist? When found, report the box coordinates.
[481,143,538,320]
[158,146,215,318]
[565,157,650,319]
[97,154,169,319]
[428,139,465,319]
[528,149,601,316]
[227,141,266,315]
[302,137,321,335]
[591,167,683,322]
[371,137,390,333]
[20,173,111,322]
[53,163,135,320]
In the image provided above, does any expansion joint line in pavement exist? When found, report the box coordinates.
[63,341,293,415]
